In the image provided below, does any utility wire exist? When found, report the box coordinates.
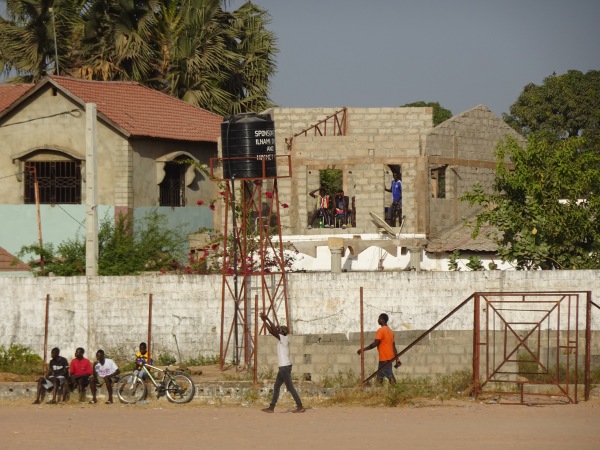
[0,171,24,181]
[0,109,82,128]
[55,203,86,229]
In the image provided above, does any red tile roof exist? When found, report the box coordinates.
[1,77,222,142]
[50,76,222,142]
[0,84,34,112]
[0,247,31,272]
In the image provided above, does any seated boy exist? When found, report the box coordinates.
[332,190,351,228]
[32,347,69,405]
[90,349,120,404]
[134,342,153,379]
[69,347,93,402]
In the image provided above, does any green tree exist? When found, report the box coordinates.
[462,135,600,270]
[319,169,342,196]
[503,70,600,147]
[401,101,452,126]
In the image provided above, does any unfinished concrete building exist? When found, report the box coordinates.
[216,105,523,271]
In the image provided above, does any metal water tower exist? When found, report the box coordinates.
[211,112,291,376]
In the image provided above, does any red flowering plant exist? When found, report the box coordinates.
[160,177,298,275]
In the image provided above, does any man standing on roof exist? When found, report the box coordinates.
[385,172,402,227]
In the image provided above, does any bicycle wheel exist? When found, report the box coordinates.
[165,373,195,404]
[117,375,147,404]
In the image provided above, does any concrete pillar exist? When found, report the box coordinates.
[414,157,430,235]
[409,246,421,272]
[85,103,98,276]
[328,237,344,273]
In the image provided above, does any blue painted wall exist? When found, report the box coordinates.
[0,205,214,263]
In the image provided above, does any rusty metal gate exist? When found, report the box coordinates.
[473,292,592,405]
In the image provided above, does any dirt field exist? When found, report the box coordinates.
[2,397,599,450]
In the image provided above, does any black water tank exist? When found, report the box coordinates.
[221,113,277,179]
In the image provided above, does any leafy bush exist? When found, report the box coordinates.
[18,209,187,276]
[321,369,359,388]
[0,344,42,375]
[184,354,220,366]
[157,351,177,366]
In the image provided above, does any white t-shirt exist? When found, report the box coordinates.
[277,334,292,367]
[94,358,118,377]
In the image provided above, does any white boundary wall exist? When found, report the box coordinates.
[0,271,598,361]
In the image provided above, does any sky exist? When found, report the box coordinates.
[227,0,600,117]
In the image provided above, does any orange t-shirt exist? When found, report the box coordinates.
[375,326,396,361]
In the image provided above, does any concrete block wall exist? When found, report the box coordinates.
[425,105,523,162]
[428,165,496,236]
[269,107,433,235]
[2,270,600,380]
[257,329,600,383]
[424,105,526,237]
[219,105,526,241]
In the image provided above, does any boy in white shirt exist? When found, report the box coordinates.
[259,312,305,413]
[90,349,120,404]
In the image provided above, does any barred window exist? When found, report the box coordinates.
[159,162,186,207]
[24,161,82,204]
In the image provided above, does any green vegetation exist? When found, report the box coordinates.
[462,135,600,269]
[400,101,453,126]
[321,368,359,388]
[461,70,600,271]
[185,354,220,366]
[323,370,473,407]
[0,344,42,375]
[319,169,343,197]
[504,70,600,150]
[0,0,278,116]
[447,250,487,271]
[156,351,177,366]
[18,209,187,276]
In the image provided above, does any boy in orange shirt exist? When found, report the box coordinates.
[357,313,401,385]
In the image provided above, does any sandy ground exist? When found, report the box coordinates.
[2,397,600,450]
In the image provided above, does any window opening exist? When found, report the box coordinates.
[159,162,187,206]
[431,166,447,199]
[307,169,343,229]
[25,161,81,204]
[385,165,402,227]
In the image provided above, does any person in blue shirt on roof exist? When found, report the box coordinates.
[385,172,402,227]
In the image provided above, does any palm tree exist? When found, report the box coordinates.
[70,0,158,81]
[154,0,277,115]
[155,0,237,114]
[0,0,83,82]
[225,1,277,115]
[1,0,278,115]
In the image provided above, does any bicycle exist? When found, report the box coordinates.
[116,360,195,404]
